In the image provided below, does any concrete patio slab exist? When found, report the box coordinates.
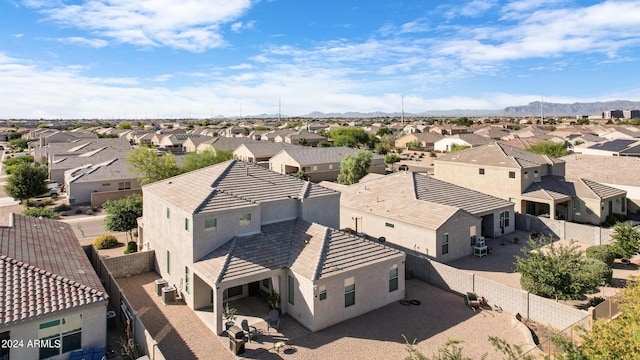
[116,272,533,359]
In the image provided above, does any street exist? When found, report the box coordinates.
[59,214,110,242]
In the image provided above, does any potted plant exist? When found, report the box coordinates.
[222,303,238,331]
[266,290,280,311]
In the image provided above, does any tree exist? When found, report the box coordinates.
[376,127,393,137]
[610,222,640,259]
[9,138,33,151]
[525,141,569,158]
[117,122,132,130]
[406,140,423,149]
[515,237,602,300]
[385,153,401,171]
[103,194,143,242]
[337,150,372,185]
[297,138,309,146]
[126,147,181,185]
[180,148,233,173]
[5,164,48,207]
[328,127,370,148]
[292,171,310,181]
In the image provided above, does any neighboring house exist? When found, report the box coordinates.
[269,147,385,182]
[429,125,470,135]
[278,130,327,146]
[37,138,131,167]
[157,134,207,152]
[395,133,444,150]
[196,137,255,153]
[124,130,155,145]
[182,135,216,153]
[563,154,640,214]
[321,171,515,261]
[473,126,511,140]
[434,134,494,152]
[138,160,405,335]
[64,158,141,205]
[261,130,296,142]
[233,141,300,165]
[434,143,626,225]
[573,139,640,157]
[49,147,129,184]
[0,213,108,360]
[500,137,546,150]
[600,126,640,140]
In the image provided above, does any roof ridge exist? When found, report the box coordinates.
[216,237,237,284]
[313,227,332,281]
[0,254,108,299]
[578,178,603,198]
[299,181,311,199]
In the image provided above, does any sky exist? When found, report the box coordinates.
[1,0,640,119]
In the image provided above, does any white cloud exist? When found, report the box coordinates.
[230,20,255,33]
[28,0,255,52]
[56,37,109,48]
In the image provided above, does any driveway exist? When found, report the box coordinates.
[117,272,533,360]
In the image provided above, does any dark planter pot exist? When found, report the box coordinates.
[225,322,234,331]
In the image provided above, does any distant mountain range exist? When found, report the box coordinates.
[240,100,640,119]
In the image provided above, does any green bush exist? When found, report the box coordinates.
[75,209,83,214]
[579,258,613,286]
[602,213,630,228]
[4,164,19,175]
[93,234,119,250]
[586,245,616,267]
[34,198,53,207]
[124,241,138,254]
[3,154,34,166]
[22,207,60,219]
[86,209,94,215]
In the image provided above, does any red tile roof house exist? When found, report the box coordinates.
[138,160,405,335]
[0,214,108,360]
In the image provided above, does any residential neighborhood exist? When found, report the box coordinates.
[1,113,640,360]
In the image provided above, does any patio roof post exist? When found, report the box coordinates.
[214,285,224,335]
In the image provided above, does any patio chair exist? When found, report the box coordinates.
[267,309,280,332]
[241,319,259,342]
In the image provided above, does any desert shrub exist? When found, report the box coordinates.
[586,245,616,267]
[34,198,53,207]
[86,209,94,215]
[22,207,60,219]
[601,213,630,228]
[3,164,19,175]
[124,241,138,254]
[75,209,83,214]
[132,229,138,238]
[53,204,72,212]
[94,234,119,250]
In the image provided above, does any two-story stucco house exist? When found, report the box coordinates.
[138,160,405,335]
[434,143,626,225]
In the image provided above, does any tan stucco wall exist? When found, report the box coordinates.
[2,303,107,360]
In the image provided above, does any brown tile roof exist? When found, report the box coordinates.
[0,214,107,325]
[521,176,625,201]
[562,154,640,187]
[192,219,403,283]
[143,160,337,214]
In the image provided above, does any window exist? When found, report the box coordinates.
[534,170,539,178]
[262,279,270,290]
[204,218,217,231]
[479,168,485,175]
[184,218,189,231]
[226,285,243,298]
[500,211,510,228]
[389,265,399,292]
[524,171,529,179]
[118,181,131,190]
[441,233,449,255]
[509,171,516,178]
[240,213,251,226]
[318,285,327,301]
[185,267,190,294]
[165,207,170,219]
[509,197,516,203]
[166,251,171,274]
[329,164,334,170]
[573,199,581,215]
[385,222,395,228]
[344,277,355,307]
[101,183,111,187]
[313,165,318,171]
[288,276,295,305]
[38,314,82,359]
[622,197,626,212]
